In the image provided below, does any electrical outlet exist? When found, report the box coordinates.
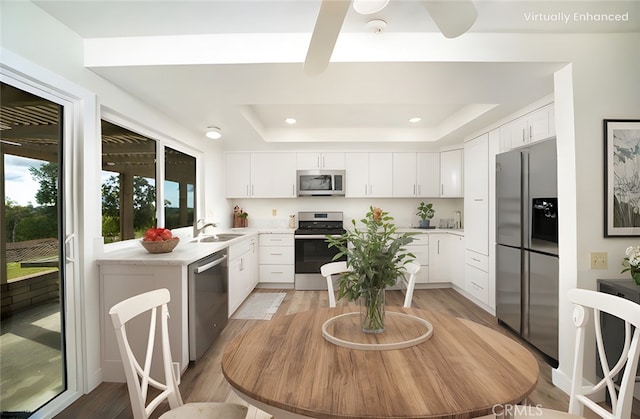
[590,252,608,269]
[272,209,277,216]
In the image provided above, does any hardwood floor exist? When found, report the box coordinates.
[55,288,636,418]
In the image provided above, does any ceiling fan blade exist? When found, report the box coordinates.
[304,0,351,75]
[421,0,477,39]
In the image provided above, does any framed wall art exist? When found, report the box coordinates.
[604,119,640,237]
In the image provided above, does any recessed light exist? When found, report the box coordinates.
[285,118,297,125]
[409,117,422,123]
[205,126,222,140]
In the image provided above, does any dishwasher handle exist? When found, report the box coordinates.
[194,255,228,274]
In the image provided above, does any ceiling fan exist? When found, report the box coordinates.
[304,0,478,75]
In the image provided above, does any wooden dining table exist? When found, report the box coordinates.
[221,306,539,419]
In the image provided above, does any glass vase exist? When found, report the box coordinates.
[360,287,385,334]
[631,269,640,286]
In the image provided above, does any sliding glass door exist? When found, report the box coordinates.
[0,82,68,416]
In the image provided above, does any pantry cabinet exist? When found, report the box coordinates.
[296,152,345,170]
[464,133,489,255]
[392,152,440,197]
[439,149,463,197]
[345,152,393,198]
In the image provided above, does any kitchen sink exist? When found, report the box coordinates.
[191,233,244,243]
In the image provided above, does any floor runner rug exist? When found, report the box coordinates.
[233,293,286,320]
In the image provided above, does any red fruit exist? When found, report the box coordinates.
[154,236,164,242]
[160,230,172,241]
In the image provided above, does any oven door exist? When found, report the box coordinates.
[294,235,346,290]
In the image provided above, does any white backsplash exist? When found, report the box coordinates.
[225,197,464,230]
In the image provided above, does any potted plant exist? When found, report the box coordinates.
[416,202,435,228]
[325,207,416,333]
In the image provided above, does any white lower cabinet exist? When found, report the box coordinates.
[464,250,489,304]
[405,233,429,284]
[259,233,294,285]
[428,234,449,283]
[99,263,188,382]
[228,236,258,316]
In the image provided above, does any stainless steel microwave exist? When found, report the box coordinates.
[297,170,345,196]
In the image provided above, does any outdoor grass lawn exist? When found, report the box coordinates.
[7,262,57,280]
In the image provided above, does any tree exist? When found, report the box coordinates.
[29,162,58,206]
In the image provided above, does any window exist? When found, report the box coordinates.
[101,120,156,243]
[164,147,195,229]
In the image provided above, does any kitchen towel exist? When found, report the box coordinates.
[233,292,286,320]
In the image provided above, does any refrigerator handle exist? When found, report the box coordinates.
[521,151,530,250]
[522,250,530,338]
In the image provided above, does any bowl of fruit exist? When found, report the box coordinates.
[140,227,180,254]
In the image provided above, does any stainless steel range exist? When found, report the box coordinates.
[294,211,346,290]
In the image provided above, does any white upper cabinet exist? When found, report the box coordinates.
[296,152,345,170]
[464,133,489,255]
[225,152,296,198]
[251,152,297,198]
[225,152,252,198]
[345,152,392,198]
[392,152,440,198]
[500,103,555,151]
[439,149,464,198]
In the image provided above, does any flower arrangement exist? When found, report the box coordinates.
[325,207,416,332]
[621,245,640,285]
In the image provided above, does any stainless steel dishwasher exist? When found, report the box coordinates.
[188,250,228,361]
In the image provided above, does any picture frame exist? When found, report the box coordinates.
[604,119,640,237]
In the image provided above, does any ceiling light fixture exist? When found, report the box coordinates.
[409,117,422,123]
[285,118,297,125]
[366,19,387,33]
[353,0,390,15]
[205,126,222,140]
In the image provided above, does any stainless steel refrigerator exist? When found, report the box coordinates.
[496,138,559,365]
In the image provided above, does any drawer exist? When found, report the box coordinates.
[228,237,256,259]
[406,246,429,265]
[259,246,294,264]
[409,233,429,246]
[465,250,488,272]
[465,264,489,303]
[259,265,294,283]
[259,233,293,246]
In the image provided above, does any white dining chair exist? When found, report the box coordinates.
[399,262,421,308]
[108,288,248,419]
[320,261,352,307]
[513,288,640,419]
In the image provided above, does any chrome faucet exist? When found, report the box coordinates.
[193,218,217,237]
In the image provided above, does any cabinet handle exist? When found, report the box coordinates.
[441,184,444,195]
[529,125,532,140]
[522,128,526,143]
[474,198,483,202]
[270,253,283,256]
[322,156,325,168]
[364,184,368,195]
[471,257,481,263]
[317,156,321,168]
[413,184,416,195]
